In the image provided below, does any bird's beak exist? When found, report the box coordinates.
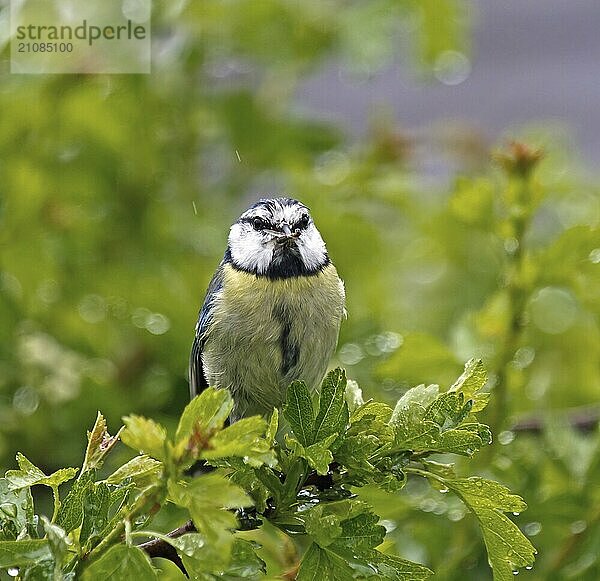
[281,223,292,237]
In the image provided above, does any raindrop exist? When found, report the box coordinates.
[122,0,151,22]
[523,521,542,536]
[589,248,600,264]
[433,50,471,86]
[570,520,587,534]
[131,307,151,328]
[512,570,519,576]
[339,343,364,366]
[377,332,403,353]
[439,487,449,494]
[0,503,17,518]
[145,313,170,335]
[78,294,107,324]
[512,347,535,370]
[498,431,515,445]
[36,279,60,305]
[364,335,383,357]
[504,238,519,254]
[525,566,533,570]
[7,568,19,577]
[13,386,39,416]
[529,287,578,334]
[512,512,520,516]
[448,508,466,522]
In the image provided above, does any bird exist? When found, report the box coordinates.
[190,197,346,421]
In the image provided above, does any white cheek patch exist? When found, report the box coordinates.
[297,225,328,271]
[228,223,273,274]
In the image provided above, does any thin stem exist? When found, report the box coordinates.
[490,176,536,432]
[83,482,164,565]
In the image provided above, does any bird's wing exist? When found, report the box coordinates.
[189,262,225,399]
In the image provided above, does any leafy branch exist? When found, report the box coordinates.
[0,362,535,579]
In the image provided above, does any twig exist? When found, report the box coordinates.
[511,406,600,434]
[138,520,196,573]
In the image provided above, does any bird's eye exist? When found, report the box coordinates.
[252,217,268,230]
[297,214,310,229]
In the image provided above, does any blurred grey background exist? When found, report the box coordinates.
[297,0,600,168]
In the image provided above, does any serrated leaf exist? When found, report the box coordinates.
[350,401,393,424]
[6,454,77,491]
[266,408,279,444]
[424,392,472,430]
[41,516,70,571]
[82,412,122,475]
[121,415,167,461]
[81,544,157,580]
[225,538,266,578]
[283,381,315,447]
[55,472,93,533]
[445,477,535,579]
[252,466,284,508]
[314,368,348,444]
[80,482,113,548]
[104,455,163,486]
[447,478,527,513]
[304,505,342,547]
[297,541,433,580]
[168,473,251,551]
[152,557,188,580]
[331,511,385,552]
[139,530,206,557]
[0,478,35,540]
[391,384,439,424]
[449,358,487,399]
[0,539,52,568]
[175,388,233,451]
[286,434,336,475]
[344,379,364,414]
[202,416,276,467]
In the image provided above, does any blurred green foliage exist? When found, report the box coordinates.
[1,0,600,579]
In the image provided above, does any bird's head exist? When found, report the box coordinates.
[227,197,329,278]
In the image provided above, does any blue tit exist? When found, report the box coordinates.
[190,197,346,421]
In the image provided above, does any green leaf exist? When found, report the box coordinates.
[350,401,393,424]
[225,538,266,578]
[283,380,315,447]
[152,557,188,580]
[303,505,342,547]
[80,482,113,548]
[104,455,163,487]
[391,384,439,424]
[266,408,279,444]
[445,478,535,579]
[121,415,167,461]
[55,472,93,533]
[202,416,276,467]
[81,544,157,580]
[297,540,433,580]
[41,516,70,572]
[0,539,52,568]
[6,453,77,491]
[449,358,487,398]
[168,472,251,560]
[285,434,336,475]
[0,478,35,540]
[344,379,364,414]
[175,388,233,454]
[81,412,123,475]
[314,368,348,444]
